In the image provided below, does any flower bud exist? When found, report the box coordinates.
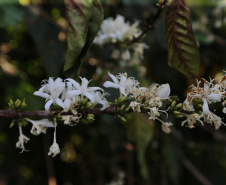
[156,84,170,99]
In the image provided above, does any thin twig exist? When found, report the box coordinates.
[128,0,168,45]
[182,157,212,185]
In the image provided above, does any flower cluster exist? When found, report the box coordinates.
[182,76,226,129]
[94,15,148,63]
[15,72,226,156]
[104,72,173,133]
[16,76,110,156]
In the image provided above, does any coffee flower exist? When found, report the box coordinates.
[27,118,54,135]
[94,14,141,45]
[34,77,65,110]
[16,126,30,153]
[48,124,60,157]
[189,79,222,115]
[90,91,110,110]
[103,72,137,96]
[66,77,103,103]
[181,113,203,129]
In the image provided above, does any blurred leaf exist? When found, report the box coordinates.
[126,113,154,182]
[165,0,201,78]
[64,0,103,79]
[0,5,24,28]
[25,6,64,77]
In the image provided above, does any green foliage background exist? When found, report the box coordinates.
[0,0,226,185]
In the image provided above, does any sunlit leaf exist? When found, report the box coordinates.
[64,0,103,79]
[165,0,201,78]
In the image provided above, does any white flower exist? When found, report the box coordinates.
[156,84,171,99]
[61,108,82,126]
[104,72,137,96]
[90,91,110,110]
[66,77,102,103]
[161,122,173,134]
[48,137,60,157]
[61,81,73,110]
[34,77,65,110]
[148,107,160,120]
[103,72,128,96]
[129,101,141,112]
[223,107,226,114]
[48,125,60,157]
[202,111,225,130]
[16,126,30,153]
[183,95,195,112]
[27,118,54,135]
[94,15,141,45]
[181,113,203,129]
[190,79,222,115]
[132,43,149,59]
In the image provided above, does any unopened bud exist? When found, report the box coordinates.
[85,102,93,109]
[81,97,89,105]
[176,103,182,109]
[157,84,170,99]
[171,100,176,110]
[15,99,21,108]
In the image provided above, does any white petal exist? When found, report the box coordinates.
[103,81,119,89]
[64,99,71,110]
[56,98,65,109]
[33,91,49,99]
[84,92,95,103]
[191,94,202,99]
[88,87,103,92]
[45,99,53,110]
[119,87,127,95]
[207,94,222,102]
[202,98,210,115]
[99,100,110,110]
[108,72,118,84]
[67,90,81,98]
[48,78,54,92]
[66,79,80,90]
[80,77,89,89]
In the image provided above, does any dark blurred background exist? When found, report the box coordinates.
[0,0,226,185]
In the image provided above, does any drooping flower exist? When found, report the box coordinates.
[161,121,173,134]
[66,77,103,103]
[16,126,30,153]
[34,77,65,110]
[27,118,54,135]
[48,123,60,157]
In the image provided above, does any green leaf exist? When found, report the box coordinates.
[165,0,201,78]
[126,113,154,182]
[64,0,103,79]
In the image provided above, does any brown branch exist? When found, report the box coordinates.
[128,0,168,45]
[0,106,118,119]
